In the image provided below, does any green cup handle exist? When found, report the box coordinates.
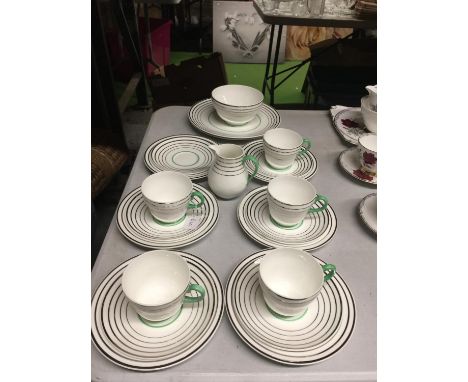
[298,138,312,156]
[242,155,259,182]
[183,284,205,303]
[322,263,336,282]
[308,194,328,213]
[188,191,205,209]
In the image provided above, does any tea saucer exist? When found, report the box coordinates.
[359,193,377,234]
[225,250,356,366]
[116,184,219,249]
[332,108,368,145]
[92,251,224,371]
[339,147,377,185]
[144,135,216,180]
[237,187,337,251]
[242,139,318,182]
[188,99,280,140]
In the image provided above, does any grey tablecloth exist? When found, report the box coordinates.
[91,107,377,382]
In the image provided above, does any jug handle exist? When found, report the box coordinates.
[242,155,259,182]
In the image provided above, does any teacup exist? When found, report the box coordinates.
[358,133,377,176]
[361,96,377,133]
[141,171,205,225]
[267,175,329,228]
[257,248,336,317]
[263,128,312,170]
[122,250,205,322]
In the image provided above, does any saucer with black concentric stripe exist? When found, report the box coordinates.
[117,184,219,249]
[242,140,318,182]
[144,135,216,180]
[91,251,224,371]
[237,187,337,251]
[225,250,356,366]
[188,99,280,140]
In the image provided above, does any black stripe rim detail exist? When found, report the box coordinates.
[116,184,219,249]
[188,99,281,140]
[242,140,317,182]
[225,250,356,366]
[237,187,337,251]
[91,251,224,371]
[144,135,217,180]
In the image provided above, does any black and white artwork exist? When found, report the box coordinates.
[213,1,286,63]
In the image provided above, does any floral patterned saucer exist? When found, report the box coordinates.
[339,147,377,185]
[359,193,377,234]
[331,107,369,145]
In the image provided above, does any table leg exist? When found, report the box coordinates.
[270,24,283,107]
[262,24,275,95]
[112,0,150,107]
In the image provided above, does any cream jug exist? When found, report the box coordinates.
[207,144,259,199]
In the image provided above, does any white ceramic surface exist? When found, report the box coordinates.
[211,85,263,125]
[141,171,195,223]
[365,85,377,110]
[188,99,280,140]
[359,193,377,234]
[144,135,216,180]
[332,108,368,145]
[117,184,219,249]
[207,144,251,199]
[258,248,329,316]
[225,250,356,366]
[358,133,377,176]
[361,96,377,133]
[263,128,308,169]
[237,187,337,251]
[339,147,377,185]
[122,250,199,321]
[92,251,224,371]
[267,175,325,227]
[243,139,318,182]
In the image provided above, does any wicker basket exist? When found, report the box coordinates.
[91,144,128,200]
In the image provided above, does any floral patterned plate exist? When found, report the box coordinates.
[359,193,377,234]
[339,147,377,185]
[332,108,369,145]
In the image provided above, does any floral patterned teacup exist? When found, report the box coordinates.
[358,134,377,176]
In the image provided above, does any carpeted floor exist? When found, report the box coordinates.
[170,51,308,104]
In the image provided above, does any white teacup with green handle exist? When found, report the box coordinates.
[267,175,328,228]
[122,250,205,323]
[263,128,312,170]
[141,171,205,226]
[257,248,336,318]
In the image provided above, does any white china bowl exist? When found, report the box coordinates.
[211,85,264,126]
[263,128,304,169]
[361,96,377,133]
[258,248,325,316]
[122,250,191,321]
[141,171,193,223]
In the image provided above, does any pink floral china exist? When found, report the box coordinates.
[358,134,377,176]
[339,147,377,185]
[332,108,368,145]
